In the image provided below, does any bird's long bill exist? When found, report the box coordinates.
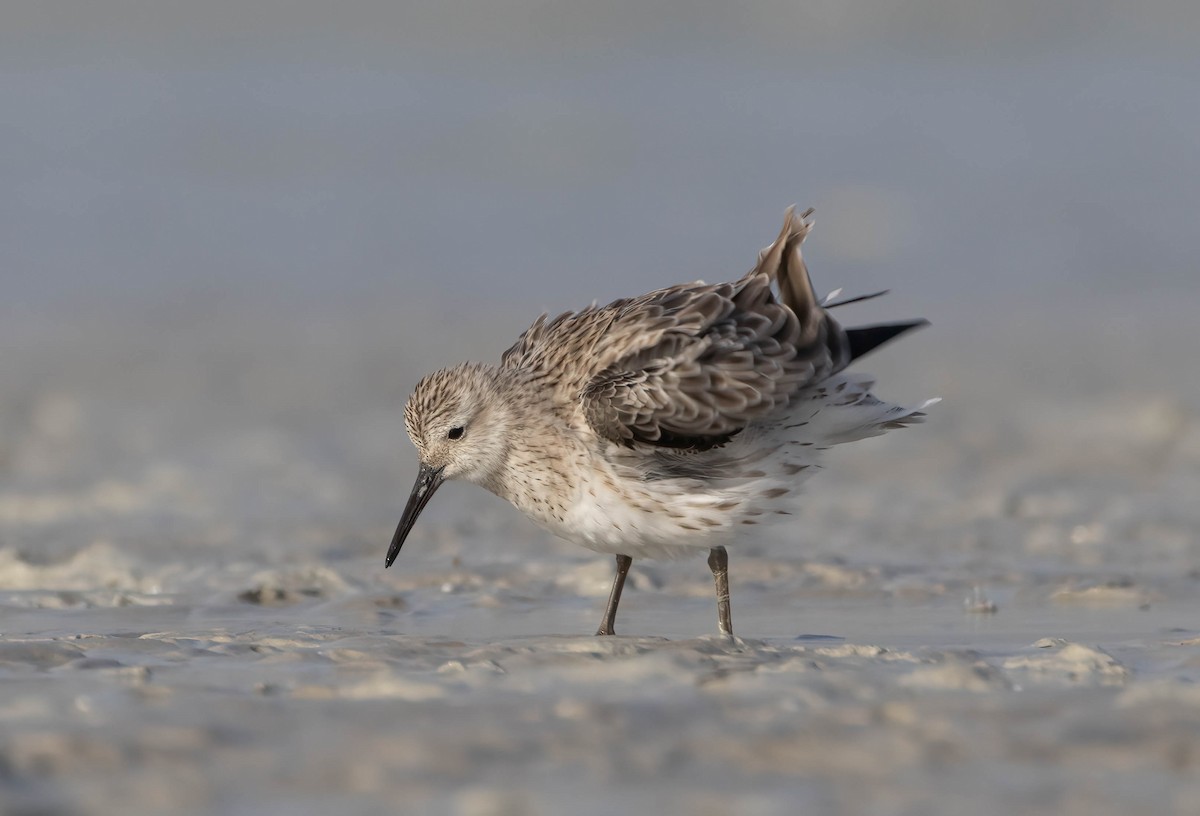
[385,463,445,567]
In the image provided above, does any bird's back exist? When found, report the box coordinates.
[499,208,853,449]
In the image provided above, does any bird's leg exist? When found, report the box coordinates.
[595,554,633,636]
[707,546,733,637]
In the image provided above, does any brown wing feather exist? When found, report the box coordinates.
[582,275,833,448]
[502,207,851,449]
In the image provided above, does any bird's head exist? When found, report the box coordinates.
[386,362,512,567]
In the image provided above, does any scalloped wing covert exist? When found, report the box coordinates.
[581,275,841,447]
[499,207,851,449]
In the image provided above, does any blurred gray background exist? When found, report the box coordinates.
[1,1,1197,564]
[6,1,1198,310]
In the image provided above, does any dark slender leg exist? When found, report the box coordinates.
[596,554,633,636]
[708,546,733,636]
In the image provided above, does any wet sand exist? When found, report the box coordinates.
[2,302,1198,815]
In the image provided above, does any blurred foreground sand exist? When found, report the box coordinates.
[1,299,1198,815]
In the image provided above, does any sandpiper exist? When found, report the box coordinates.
[386,207,931,636]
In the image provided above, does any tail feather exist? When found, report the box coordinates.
[824,289,890,308]
[796,373,934,446]
[751,206,929,371]
[750,206,820,335]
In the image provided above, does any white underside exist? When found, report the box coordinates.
[538,373,933,559]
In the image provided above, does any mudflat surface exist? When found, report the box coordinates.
[2,302,1199,816]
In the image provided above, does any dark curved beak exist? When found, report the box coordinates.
[385,463,445,567]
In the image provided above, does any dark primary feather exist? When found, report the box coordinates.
[845,320,930,362]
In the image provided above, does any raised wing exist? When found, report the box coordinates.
[506,208,856,449]
[583,273,831,448]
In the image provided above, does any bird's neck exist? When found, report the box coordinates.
[474,371,583,524]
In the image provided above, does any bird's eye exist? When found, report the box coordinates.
[447,426,465,440]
